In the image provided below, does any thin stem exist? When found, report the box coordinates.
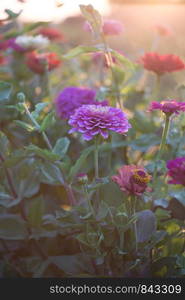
[23,102,53,150]
[153,114,170,184]
[83,185,95,217]
[94,137,99,179]
[152,74,161,99]
[133,196,138,253]
[100,33,122,109]
[41,131,53,151]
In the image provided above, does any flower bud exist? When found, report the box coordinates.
[17,92,26,103]
[77,173,88,184]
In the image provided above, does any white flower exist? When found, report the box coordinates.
[15,34,49,50]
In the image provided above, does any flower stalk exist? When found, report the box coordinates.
[22,101,53,150]
[94,136,99,179]
[153,114,170,184]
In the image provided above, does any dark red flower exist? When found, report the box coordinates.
[112,165,151,196]
[140,52,185,75]
[39,27,64,41]
[26,51,61,74]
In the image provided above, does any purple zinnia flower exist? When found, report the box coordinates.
[55,86,108,119]
[149,100,185,116]
[167,157,185,186]
[68,104,131,141]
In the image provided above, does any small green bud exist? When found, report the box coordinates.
[17,92,26,103]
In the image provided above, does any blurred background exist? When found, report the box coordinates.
[0,0,185,55]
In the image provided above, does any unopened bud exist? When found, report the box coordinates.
[77,173,88,184]
[17,92,26,103]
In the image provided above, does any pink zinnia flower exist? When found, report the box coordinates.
[167,157,185,186]
[68,104,131,141]
[140,53,185,75]
[112,165,151,196]
[84,19,123,36]
[149,100,185,116]
[55,87,108,119]
[102,19,123,36]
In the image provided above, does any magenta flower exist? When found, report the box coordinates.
[55,86,108,119]
[112,165,151,196]
[149,100,185,116]
[68,104,131,141]
[84,19,123,36]
[167,157,185,186]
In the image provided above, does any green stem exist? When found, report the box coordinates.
[152,74,161,99]
[23,102,53,150]
[83,185,95,217]
[100,33,122,109]
[153,114,170,184]
[94,137,99,179]
[133,196,138,253]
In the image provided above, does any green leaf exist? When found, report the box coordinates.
[27,197,45,228]
[0,214,28,240]
[25,145,60,161]
[86,177,110,191]
[68,145,94,181]
[62,46,99,60]
[14,120,35,132]
[18,171,40,198]
[169,190,185,207]
[40,112,56,132]
[136,210,156,243]
[111,49,136,70]
[52,137,70,158]
[80,4,102,38]
[0,191,22,208]
[31,102,49,120]
[0,81,12,103]
[155,208,171,221]
[154,198,169,209]
[5,9,22,19]
[96,201,109,220]
[51,254,94,275]
[39,162,64,185]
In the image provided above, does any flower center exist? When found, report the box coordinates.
[132,169,151,184]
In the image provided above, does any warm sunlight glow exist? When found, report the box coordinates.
[0,0,110,22]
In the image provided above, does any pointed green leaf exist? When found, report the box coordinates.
[53,137,70,158]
